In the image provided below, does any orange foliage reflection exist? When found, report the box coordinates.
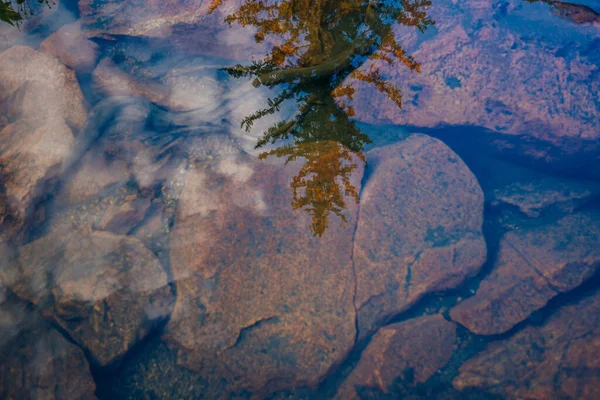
[211,0,435,235]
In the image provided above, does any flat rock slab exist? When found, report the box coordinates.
[6,230,174,367]
[354,134,486,337]
[451,211,600,335]
[335,314,457,399]
[164,146,364,395]
[454,290,600,400]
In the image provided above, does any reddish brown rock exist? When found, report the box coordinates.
[550,1,600,24]
[6,230,174,366]
[345,0,600,147]
[163,148,363,395]
[454,291,600,400]
[40,22,100,72]
[354,134,486,337]
[335,314,457,399]
[0,294,97,400]
[450,212,600,335]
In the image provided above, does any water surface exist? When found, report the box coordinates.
[0,0,599,399]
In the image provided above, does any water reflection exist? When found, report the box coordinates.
[0,0,52,26]
[212,0,434,234]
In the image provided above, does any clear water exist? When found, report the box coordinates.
[0,0,599,399]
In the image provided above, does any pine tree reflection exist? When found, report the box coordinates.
[212,0,434,235]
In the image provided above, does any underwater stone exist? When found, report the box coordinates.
[6,230,174,367]
[0,293,97,399]
[450,211,600,335]
[335,314,457,399]
[353,134,486,338]
[454,290,600,400]
[164,148,363,395]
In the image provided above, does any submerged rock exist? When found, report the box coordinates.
[550,1,600,24]
[164,148,363,395]
[0,46,87,132]
[490,178,599,218]
[40,22,100,73]
[354,134,486,337]
[450,212,600,335]
[0,46,88,246]
[335,314,457,399]
[346,0,600,150]
[454,290,600,399]
[6,230,174,366]
[0,293,97,400]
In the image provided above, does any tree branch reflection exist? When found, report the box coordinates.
[213,0,434,235]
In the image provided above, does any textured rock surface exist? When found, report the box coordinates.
[58,149,131,206]
[454,290,600,400]
[40,22,100,72]
[0,46,87,132]
[0,46,88,246]
[354,134,486,337]
[6,230,174,366]
[335,314,457,399]
[163,149,364,395]
[451,212,600,335]
[346,0,600,147]
[491,178,599,217]
[0,293,97,400]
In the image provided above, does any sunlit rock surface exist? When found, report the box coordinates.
[347,0,600,147]
[0,292,97,400]
[335,314,457,400]
[451,211,600,335]
[454,290,600,399]
[5,230,174,366]
[163,148,363,394]
[354,134,486,337]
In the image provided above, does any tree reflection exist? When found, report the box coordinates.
[0,0,52,26]
[212,0,434,235]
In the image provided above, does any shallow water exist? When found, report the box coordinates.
[0,0,599,399]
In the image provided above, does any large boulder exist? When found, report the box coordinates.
[163,145,364,395]
[0,292,97,399]
[335,314,457,399]
[353,134,486,337]
[453,290,600,400]
[450,211,600,335]
[5,230,174,367]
